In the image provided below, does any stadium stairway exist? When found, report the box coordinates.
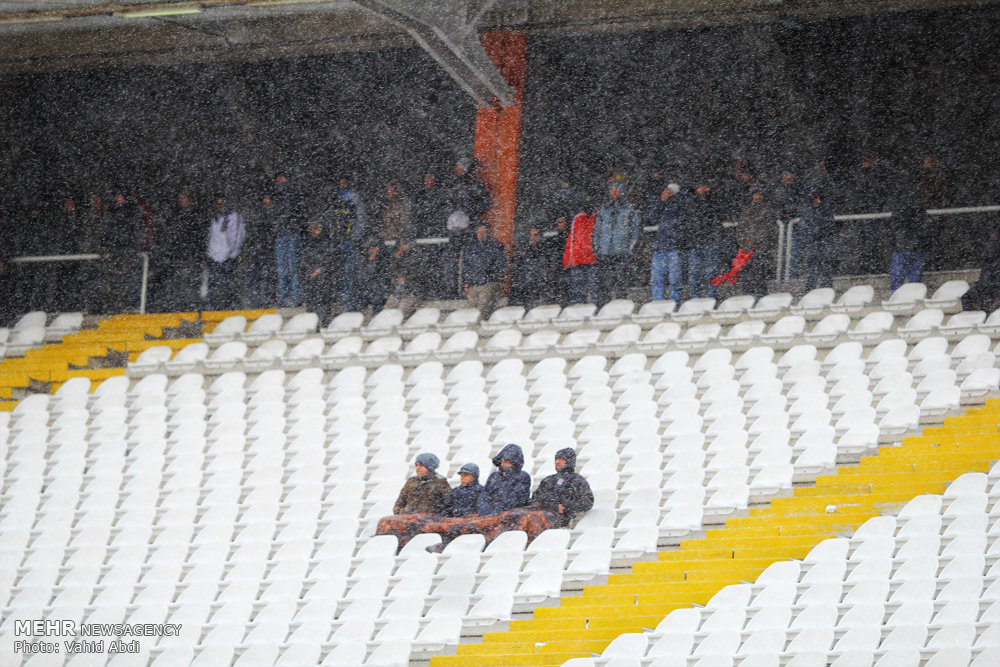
[431,401,1000,667]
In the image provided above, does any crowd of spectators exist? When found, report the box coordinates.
[3,150,998,325]
[376,445,594,551]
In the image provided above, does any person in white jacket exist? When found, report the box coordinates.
[206,195,245,309]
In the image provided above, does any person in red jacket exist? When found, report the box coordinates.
[563,195,597,304]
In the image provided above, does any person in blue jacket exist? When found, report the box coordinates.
[593,174,641,306]
[477,444,531,516]
[441,462,483,518]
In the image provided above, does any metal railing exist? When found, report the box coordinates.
[10,252,151,314]
[777,205,1000,282]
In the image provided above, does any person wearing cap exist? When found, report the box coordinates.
[477,444,531,517]
[529,448,594,528]
[646,178,687,303]
[593,174,641,307]
[391,452,451,516]
[441,463,483,518]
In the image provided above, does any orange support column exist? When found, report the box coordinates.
[473,31,527,259]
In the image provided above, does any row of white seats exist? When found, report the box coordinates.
[0,311,84,356]
[316,281,971,344]
[2,346,997,666]
[130,309,1000,377]
[570,469,1000,667]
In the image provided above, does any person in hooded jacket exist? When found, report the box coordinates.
[529,448,594,527]
[477,443,531,516]
[441,463,483,518]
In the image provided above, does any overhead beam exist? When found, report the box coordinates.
[351,0,514,106]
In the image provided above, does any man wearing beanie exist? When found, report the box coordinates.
[391,452,451,515]
[529,448,594,527]
[441,463,483,518]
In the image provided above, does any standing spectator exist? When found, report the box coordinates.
[159,189,204,312]
[321,175,368,307]
[441,463,483,518]
[549,215,571,306]
[593,175,641,306]
[888,179,934,291]
[512,227,551,308]
[444,158,490,296]
[854,152,890,212]
[682,181,725,299]
[352,236,390,316]
[805,156,841,212]
[270,172,306,308]
[411,172,447,238]
[962,223,1000,312]
[844,151,892,274]
[102,192,144,312]
[379,181,411,243]
[915,155,952,210]
[734,186,780,298]
[646,179,686,302]
[384,238,427,319]
[564,198,597,305]
[528,449,594,528]
[774,169,802,224]
[301,221,332,327]
[54,197,82,311]
[478,444,531,517]
[79,195,107,313]
[206,194,245,310]
[793,188,835,290]
[462,222,508,319]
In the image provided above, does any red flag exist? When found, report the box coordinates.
[711,247,755,286]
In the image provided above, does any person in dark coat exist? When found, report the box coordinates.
[320,175,368,306]
[963,223,1000,312]
[444,158,491,297]
[477,444,531,517]
[681,181,725,299]
[300,221,333,327]
[512,227,551,308]
[441,463,483,518]
[351,236,390,315]
[529,448,594,528]
[646,180,686,302]
[549,215,572,306]
[383,238,428,319]
[392,452,452,515]
[159,189,206,312]
[462,223,508,319]
[794,188,836,290]
[888,179,935,291]
[843,151,892,274]
[734,186,780,298]
[269,172,307,307]
[101,193,145,312]
[411,172,448,239]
